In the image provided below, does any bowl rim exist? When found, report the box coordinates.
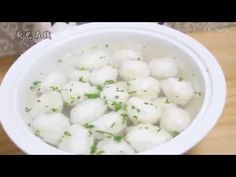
[0,23,226,154]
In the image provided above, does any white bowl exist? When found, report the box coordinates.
[0,23,226,154]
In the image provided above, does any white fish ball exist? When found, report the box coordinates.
[30,91,63,118]
[31,113,70,145]
[161,78,194,106]
[77,50,108,70]
[40,71,67,92]
[96,139,135,154]
[100,84,129,111]
[126,123,172,152]
[110,49,143,66]
[160,107,191,133]
[119,60,149,81]
[58,124,94,154]
[70,99,107,125]
[67,69,90,82]
[127,77,160,99]
[127,97,161,125]
[89,65,118,85]
[91,111,127,139]
[61,81,98,106]
[152,97,177,114]
[149,58,178,79]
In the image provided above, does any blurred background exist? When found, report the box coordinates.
[1,22,236,57]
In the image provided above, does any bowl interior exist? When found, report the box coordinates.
[15,29,205,153]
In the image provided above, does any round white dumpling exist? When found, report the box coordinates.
[127,77,160,99]
[126,124,172,152]
[77,50,108,70]
[70,99,107,125]
[31,113,70,145]
[127,97,161,125]
[119,60,149,81]
[100,84,129,111]
[67,69,90,82]
[30,91,63,118]
[149,58,178,79]
[61,81,98,106]
[110,49,143,66]
[160,107,191,133]
[58,124,94,154]
[89,65,118,85]
[40,71,67,92]
[96,139,135,155]
[152,97,177,114]
[161,78,194,106]
[91,111,127,139]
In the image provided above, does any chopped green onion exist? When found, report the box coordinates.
[33,80,41,86]
[110,122,116,128]
[69,96,77,103]
[30,80,41,91]
[34,129,40,136]
[104,80,115,85]
[95,130,113,136]
[90,141,98,154]
[112,135,123,143]
[84,123,95,129]
[164,99,171,104]
[111,101,122,111]
[178,77,184,81]
[96,85,103,91]
[99,56,106,59]
[79,77,86,83]
[85,93,100,99]
[90,140,105,155]
[172,131,180,137]
[121,113,128,124]
[128,91,137,94]
[96,150,105,155]
[51,108,58,112]
[95,130,123,143]
[80,67,85,71]
[64,131,71,137]
[49,86,60,92]
[194,91,202,96]
[25,107,32,112]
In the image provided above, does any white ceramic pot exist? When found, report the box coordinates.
[0,23,226,154]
